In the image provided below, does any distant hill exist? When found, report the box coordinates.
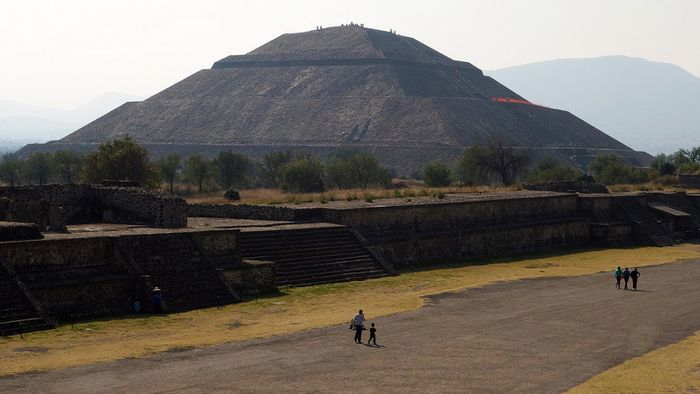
[0,92,142,146]
[488,56,700,154]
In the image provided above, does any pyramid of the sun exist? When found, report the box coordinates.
[25,25,650,175]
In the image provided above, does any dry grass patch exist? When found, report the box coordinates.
[1,244,699,376]
[568,330,700,393]
[184,185,518,205]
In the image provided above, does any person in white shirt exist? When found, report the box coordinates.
[352,309,365,343]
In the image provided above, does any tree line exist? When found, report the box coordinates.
[2,136,699,192]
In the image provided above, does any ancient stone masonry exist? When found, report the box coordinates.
[0,229,259,329]
[0,184,187,230]
[523,181,609,194]
[679,175,700,189]
[192,191,700,267]
[20,25,651,175]
[0,221,42,242]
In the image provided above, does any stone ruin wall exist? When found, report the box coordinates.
[679,175,700,189]
[378,219,590,267]
[0,184,187,231]
[190,194,592,266]
[321,195,580,238]
[0,229,272,320]
[0,236,135,319]
[0,221,42,242]
[688,194,700,210]
[188,203,323,221]
[222,260,276,296]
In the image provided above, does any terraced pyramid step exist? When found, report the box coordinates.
[239,226,391,287]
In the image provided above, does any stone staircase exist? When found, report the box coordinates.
[124,235,239,312]
[0,263,52,336]
[650,193,700,229]
[618,197,676,247]
[239,226,391,287]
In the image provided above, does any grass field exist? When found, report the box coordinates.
[180,181,698,206]
[1,244,699,380]
[184,184,519,205]
[568,330,700,393]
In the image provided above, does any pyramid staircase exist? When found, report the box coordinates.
[121,235,239,312]
[617,197,676,247]
[0,262,52,336]
[238,226,392,287]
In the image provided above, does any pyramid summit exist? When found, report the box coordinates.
[22,25,650,174]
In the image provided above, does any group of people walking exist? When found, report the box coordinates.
[351,310,377,345]
[614,267,641,290]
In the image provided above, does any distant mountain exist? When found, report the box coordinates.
[488,56,700,154]
[0,92,142,145]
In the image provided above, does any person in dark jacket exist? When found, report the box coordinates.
[622,268,630,290]
[614,267,623,289]
[630,268,641,290]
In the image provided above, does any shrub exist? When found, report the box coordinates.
[224,189,241,201]
[279,157,325,193]
[526,156,582,183]
[423,162,452,187]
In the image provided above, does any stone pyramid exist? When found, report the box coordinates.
[24,25,650,175]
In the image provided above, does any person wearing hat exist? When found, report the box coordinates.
[152,287,163,313]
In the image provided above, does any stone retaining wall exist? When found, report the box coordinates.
[0,184,187,230]
[376,218,590,267]
[0,229,269,320]
[223,260,276,296]
[0,221,42,242]
[322,194,579,238]
[679,175,700,189]
[188,203,323,221]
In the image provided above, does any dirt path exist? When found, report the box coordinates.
[3,260,700,393]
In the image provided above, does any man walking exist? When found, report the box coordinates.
[622,268,630,290]
[630,268,641,290]
[352,309,365,343]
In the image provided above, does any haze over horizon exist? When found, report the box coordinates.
[2,0,699,109]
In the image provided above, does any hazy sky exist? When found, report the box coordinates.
[2,0,699,108]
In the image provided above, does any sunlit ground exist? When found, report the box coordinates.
[1,244,698,380]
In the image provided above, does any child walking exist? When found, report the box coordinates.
[368,322,377,345]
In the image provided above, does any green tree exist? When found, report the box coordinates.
[325,150,390,189]
[214,151,249,189]
[53,150,84,183]
[671,146,700,174]
[184,154,212,193]
[0,154,25,186]
[82,136,159,187]
[25,152,54,185]
[279,156,324,193]
[423,161,453,187]
[347,152,391,189]
[589,153,648,184]
[454,146,491,185]
[259,151,293,187]
[157,154,181,192]
[526,157,582,183]
[454,140,531,186]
